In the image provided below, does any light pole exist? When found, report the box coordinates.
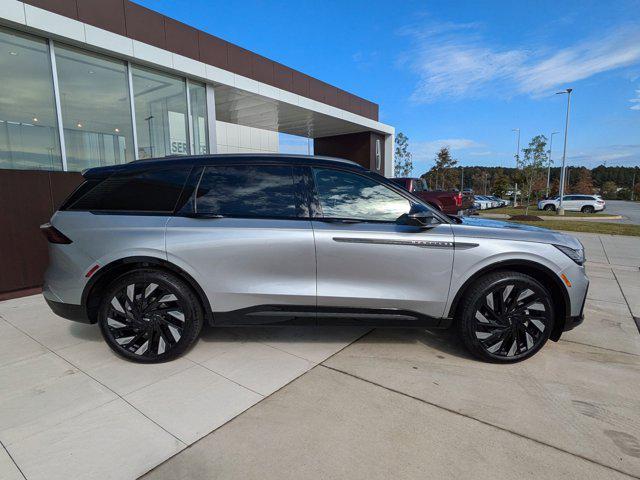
[546,131,559,198]
[512,128,520,165]
[556,88,573,216]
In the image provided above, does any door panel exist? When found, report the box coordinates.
[166,217,316,316]
[313,221,454,318]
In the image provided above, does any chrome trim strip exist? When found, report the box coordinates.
[332,238,479,250]
[333,237,454,249]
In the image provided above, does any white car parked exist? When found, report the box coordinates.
[538,195,605,213]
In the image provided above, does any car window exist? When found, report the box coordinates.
[313,168,411,222]
[196,165,297,218]
[66,167,190,212]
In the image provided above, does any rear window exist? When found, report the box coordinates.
[65,167,190,212]
[195,165,297,218]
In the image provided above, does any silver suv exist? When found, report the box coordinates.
[42,155,588,363]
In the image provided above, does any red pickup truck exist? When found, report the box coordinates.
[390,177,475,215]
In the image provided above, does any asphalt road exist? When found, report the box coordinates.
[604,200,640,224]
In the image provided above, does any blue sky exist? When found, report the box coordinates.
[139,0,640,174]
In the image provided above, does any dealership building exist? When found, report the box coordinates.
[0,0,394,297]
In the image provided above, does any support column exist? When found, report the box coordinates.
[314,131,391,177]
[206,84,218,154]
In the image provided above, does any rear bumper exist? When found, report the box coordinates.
[44,298,91,324]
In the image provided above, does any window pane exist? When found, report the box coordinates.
[314,168,410,221]
[55,45,134,171]
[0,27,61,170]
[189,81,208,154]
[197,165,296,217]
[132,66,189,159]
[67,167,190,212]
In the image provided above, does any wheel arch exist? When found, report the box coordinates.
[81,256,213,325]
[447,259,570,341]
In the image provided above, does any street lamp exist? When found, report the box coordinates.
[556,88,573,216]
[546,131,559,198]
[512,128,520,165]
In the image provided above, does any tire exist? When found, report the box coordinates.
[543,204,555,211]
[456,271,554,363]
[98,269,203,363]
[581,205,595,214]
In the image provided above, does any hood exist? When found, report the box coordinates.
[453,216,582,249]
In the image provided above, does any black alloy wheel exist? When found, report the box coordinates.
[543,204,555,211]
[99,270,202,362]
[581,205,595,214]
[457,271,554,362]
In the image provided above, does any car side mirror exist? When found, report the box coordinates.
[397,211,438,228]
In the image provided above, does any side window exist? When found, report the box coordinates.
[313,168,411,222]
[196,165,297,218]
[66,167,190,212]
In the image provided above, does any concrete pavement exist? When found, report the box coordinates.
[145,233,640,480]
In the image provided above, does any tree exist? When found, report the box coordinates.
[394,133,413,177]
[493,174,510,198]
[430,146,458,190]
[573,169,595,194]
[601,181,618,199]
[519,135,548,214]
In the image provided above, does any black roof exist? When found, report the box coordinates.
[83,154,364,178]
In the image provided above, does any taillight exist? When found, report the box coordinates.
[456,193,463,207]
[40,223,72,244]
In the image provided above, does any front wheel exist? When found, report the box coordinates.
[543,204,555,211]
[456,271,554,362]
[98,269,203,363]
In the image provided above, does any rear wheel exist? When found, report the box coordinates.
[581,205,595,213]
[543,204,555,211]
[456,271,554,362]
[98,269,203,363]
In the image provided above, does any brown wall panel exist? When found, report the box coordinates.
[314,132,372,170]
[291,71,310,97]
[370,103,379,121]
[77,0,126,35]
[0,170,83,295]
[164,17,199,59]
[337,89,351,110]
[50,172,83,209]
[251,55,274,86]
[273,63,293,91]
[23,0,78,19]
[227,44,252,77]
[198,32,228,69]
[308,78,325,103]
[324,84,338,108]
[124,1,166,49]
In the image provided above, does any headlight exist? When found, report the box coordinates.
[554,244,585,265]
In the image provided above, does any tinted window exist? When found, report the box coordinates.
[313,168,411,221]
[67,167,190,212]
[196,165,297,218]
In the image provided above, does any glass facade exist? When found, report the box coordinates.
[55,45,134,170]
[132,66,190,160]
[0,26,210,172]
[0,27,61,170]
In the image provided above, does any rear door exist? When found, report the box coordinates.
[165,163,316,324]
[310,166,454,321]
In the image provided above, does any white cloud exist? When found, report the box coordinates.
[412,138,483,166]
[630,89,640,110]
[568,144,640,167]
[402,22,640,102]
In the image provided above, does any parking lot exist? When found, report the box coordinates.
[1,232,639,480]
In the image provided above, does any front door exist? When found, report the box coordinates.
[310,167,454,321]
[166,163,316,324]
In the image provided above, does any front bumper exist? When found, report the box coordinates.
[563,277,588,332]
[44,298,91,324]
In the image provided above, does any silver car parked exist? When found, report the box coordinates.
[42,155,588,363]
